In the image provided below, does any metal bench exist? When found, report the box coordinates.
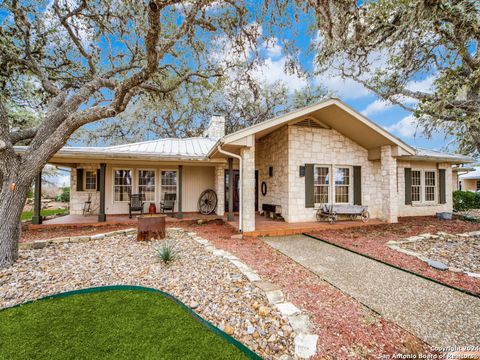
[316,204,370,224]
[262,204,283,221]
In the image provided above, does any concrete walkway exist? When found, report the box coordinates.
[263,235,480,348]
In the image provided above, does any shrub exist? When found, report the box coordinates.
[157,241,177,264]
[56,187,70,202]
[453,190,480,211]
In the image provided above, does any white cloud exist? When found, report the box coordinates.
[263,37,282,58]
[361,99,395,116]
[384,115,418,138]
[406,75,436,93]
[253,57,307,92]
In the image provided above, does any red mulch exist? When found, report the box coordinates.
[20,224,135,242]
[181,221,432,359]
[307,216,480,295]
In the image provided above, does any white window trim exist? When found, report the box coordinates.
[412,169,437,205]
[112,168,133,203]
[160,169,179,211]
[333,165,353,205]
[83,169,98,192]
[313,165,331,207]
[313,164,354,206]
[137,168,157,203]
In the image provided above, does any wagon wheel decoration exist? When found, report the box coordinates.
[198,189,218,215]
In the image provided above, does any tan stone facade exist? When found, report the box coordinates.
[460,178,479,192]
[241,143,256,232]
[255,125,454,223]
[214,164,226,216]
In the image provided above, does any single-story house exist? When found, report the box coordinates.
[22,98,474,233]
[458,167,480,191]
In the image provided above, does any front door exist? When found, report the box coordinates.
[225,170,258,212]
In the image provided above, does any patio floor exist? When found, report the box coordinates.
[33,213,222,229]
[227,213,384,237]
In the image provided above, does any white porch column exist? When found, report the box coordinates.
[241,144,256,232]
[214,164,225,216]
[380,145,398,223]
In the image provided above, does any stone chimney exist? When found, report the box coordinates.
[204,115,225,139]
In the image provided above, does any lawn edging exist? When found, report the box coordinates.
[0,285,261,360]
[19,228,137,250]
[303,233,480,299]
[183,229,319,359]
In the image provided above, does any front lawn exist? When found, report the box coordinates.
[21,208,68,221]
[0,289,253,360]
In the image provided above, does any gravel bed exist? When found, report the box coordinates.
[182,222,432,359]
[399,234,480,274]
[0,229,294,359]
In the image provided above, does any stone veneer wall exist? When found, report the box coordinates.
[286,125,383,222]
[380,145,398,223]
[255,126,290,219]
[241,144,256,232]
[397,161,453,217]
[70,164,100,215]
[214,164,226,216]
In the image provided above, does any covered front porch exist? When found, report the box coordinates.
[227,213,384,237]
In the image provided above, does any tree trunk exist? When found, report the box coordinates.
[0,157,32,268]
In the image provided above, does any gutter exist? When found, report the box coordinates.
[217,145,243,233]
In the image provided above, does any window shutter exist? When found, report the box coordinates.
[305,164,314,208]
[353,166,362,205]
[76,169,84,191]
[96,170,100,192]
[404,168,412,205]
[439,169,446,204]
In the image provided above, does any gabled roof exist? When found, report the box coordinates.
[15,137,217,161]
[460,166,480,179]
[402,148,475,164]
[220,98,416,154]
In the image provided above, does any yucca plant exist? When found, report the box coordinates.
[157,241,177,264]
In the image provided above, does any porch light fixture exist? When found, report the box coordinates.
[299,166,305,177]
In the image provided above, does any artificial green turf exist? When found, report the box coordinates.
[0,290,251,360]
[21,208,69,221]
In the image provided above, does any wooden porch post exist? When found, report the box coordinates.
[98,163,106,222]
[32,170,42,225]
[176,165,183,219]
[227,157,234,221]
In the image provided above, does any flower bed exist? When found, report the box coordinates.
[307,216,480,295]
[181,221,432,359]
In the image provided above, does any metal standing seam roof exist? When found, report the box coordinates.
[459,167,480,179]
[406,148,475,163]
[44,137,219,159]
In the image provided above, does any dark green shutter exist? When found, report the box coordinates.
[96,170,100,192]
[439,169,446,204]
[404,168,412,205]
[353,166,362,205]
[76,168,84,191]
[305,164,314,208]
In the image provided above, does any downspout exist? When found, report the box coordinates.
[217,145,243,232]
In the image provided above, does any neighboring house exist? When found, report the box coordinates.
[458,167,480,192]
[20,98,474,233]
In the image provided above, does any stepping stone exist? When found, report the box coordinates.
[276,302,301,316]
[265,290,284,304]
[288,314,311,333]
[255,281,281,292]
[243,271,261,282]
[90,234,105,240]
[427,259,448,271]
[194,238,209,245]
[294,333,318,358]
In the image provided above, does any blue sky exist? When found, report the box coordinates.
[250,11,450,153]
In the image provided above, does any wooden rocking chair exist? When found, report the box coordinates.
[129,194,145,218]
